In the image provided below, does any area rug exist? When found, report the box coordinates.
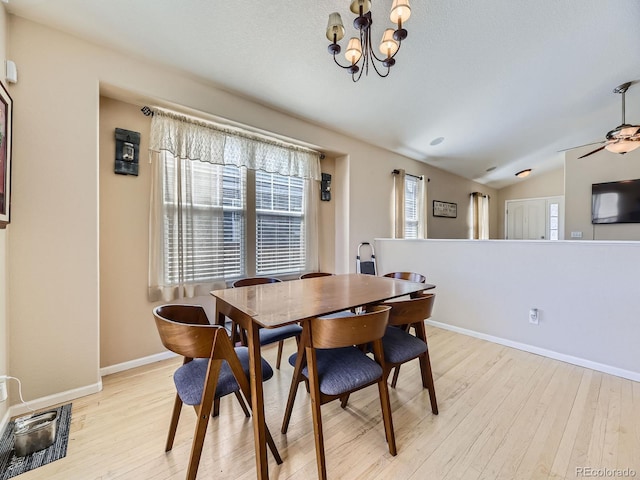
[0,404,72,479]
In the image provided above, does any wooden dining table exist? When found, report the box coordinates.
[210,273,435,480]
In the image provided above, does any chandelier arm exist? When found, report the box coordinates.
[369,59,391,77]
[361,28,370,77]
[352,65,365,82]
[333,54,358,70]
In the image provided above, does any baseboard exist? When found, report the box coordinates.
[100,351,177,377]
[425,320,640,383]
[7,380,103,419]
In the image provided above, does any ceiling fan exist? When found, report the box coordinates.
[567,81,640,159]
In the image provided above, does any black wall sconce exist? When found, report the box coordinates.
[114,128,140,176]
[321,173,331,201]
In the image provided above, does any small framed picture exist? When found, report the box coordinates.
[0,81,12,228]
[433,200,457,218]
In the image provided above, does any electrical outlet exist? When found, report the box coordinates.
[0,380,7,403]
[529,308,539,325]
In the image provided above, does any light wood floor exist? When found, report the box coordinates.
[16,326,640,480]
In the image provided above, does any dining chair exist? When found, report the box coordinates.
[281,304,396,480]
[232,277,303,369]
[378,292,438,414]
[153,304,282,480]
[299,272,334,279]
[381,271,428,382]
[383,271,427,284]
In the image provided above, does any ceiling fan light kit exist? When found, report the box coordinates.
[326,0,411,82]
[577,81,640,159]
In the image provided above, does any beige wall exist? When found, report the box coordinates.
[426,169,498,239]
[496,167,565,238]
[565,147,640,241]
[99,98,164,367]
[318,156,336,273]
[7,15,499,396]
[0,4,8,421]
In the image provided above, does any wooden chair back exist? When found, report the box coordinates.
[309,305,391,349]
[154,304,223,359]
[380,292,435,327]
[383,271,427,283]
[232,277,282,287]
[300,272,334,279]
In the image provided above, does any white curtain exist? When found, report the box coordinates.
[393,169,406,238]
[471,192,490,239]
[149,108,321,180]
[417,176,428,239]
[148,109,321,301]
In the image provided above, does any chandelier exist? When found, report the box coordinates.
[326,0,412,82]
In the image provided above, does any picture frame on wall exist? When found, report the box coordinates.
[0,81,12,228]
[433,200,457,218]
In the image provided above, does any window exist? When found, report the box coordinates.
[404,175,419,239]
[148,108,320,301]
[393,169,426,239]
[256,171,306,275]
[159,154,311,290]
[162,157,246,285]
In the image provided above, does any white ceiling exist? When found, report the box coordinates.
[5,0,640,188]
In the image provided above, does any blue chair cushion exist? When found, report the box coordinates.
[289,347,383,396]
[382,326,428,364]
[259,324,303,345]
[174,346,273,406]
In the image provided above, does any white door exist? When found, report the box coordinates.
[506,197,564,240]
[507,199,546,239]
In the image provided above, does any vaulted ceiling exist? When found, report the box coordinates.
[6,0,640,188]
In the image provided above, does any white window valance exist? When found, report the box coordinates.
[149,108,321,181]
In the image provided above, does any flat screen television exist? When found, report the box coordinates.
[592,178,640,224]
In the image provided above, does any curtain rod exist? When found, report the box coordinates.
[140,105,326,159]
[392,169,429,182]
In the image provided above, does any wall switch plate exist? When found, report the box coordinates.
[571,231,583,238]
[529,308,539,325]
[0,381,7,403]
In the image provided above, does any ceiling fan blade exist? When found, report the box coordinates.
[557,141,604,153]
[578,145,606,159]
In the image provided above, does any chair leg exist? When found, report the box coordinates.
[419,352,438,415]
[276,340,284,369]
[165,394,183,452]
[390,365,401,388]
[234,390,251,417]
[414,322,438,415]
[377,378,397,456]
[212,397,220,417]
[340,394,350,409]
[282,337,307,434]
[306,347,328,480]
[186,407,212,480]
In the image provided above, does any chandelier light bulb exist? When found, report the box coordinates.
[379,28,399,57]
[390,0,412,25]
[326,12,345,42]
[345,37,363,64]
[350,0,371,15]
